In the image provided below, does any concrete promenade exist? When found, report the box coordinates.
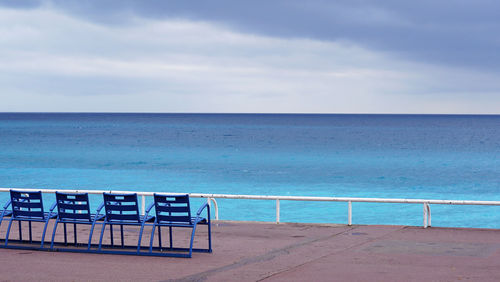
[1,221,500,281]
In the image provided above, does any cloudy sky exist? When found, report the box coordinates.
[1,0,499,114]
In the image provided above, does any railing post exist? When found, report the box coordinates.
[276,199,280,224]
[423,203,428,228]
[209,198,219,220]
[141,195,146,216]
[427,203,431,227]
[348,201,352,226]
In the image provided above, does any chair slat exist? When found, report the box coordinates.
[57,203,89,211]
[103,194,138,203]
[155,196,190,204]
[59,212,91,220]
[107,213,140,221]
[10,191,42,200]
[12,210,45,218]
[11,201,42,209]
[156,205,189,213]
[104,204,138,212]
[158,215,191,223]
[57,193,89,201]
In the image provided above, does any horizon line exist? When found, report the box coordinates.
[0,111,499,116]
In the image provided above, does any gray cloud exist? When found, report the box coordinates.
[0,1,498,114]
[0,0,41,9]
[4,0,499,71]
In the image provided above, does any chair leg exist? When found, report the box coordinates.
[208,209,212,252]
[63,223,67,245]
[188,224,198,258]
[169,226,173,248]
[18,220,22,241]
[149,224,156,252]
[110,224,114,247]
[4,218,15,246]
[120,225,124,248]
[88,220,99,250]
[40,216,52,248]
[158,226,162,249]
[98,222,107,251]
[29,221,32,243]
[74,223,77,246]
[136,221,147,253]
[50,220,60,250]
[208,221,212,252]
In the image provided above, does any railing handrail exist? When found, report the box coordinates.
[2,187,500,228]
[2,187,500,205]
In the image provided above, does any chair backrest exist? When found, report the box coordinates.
[10,190,45,219]
[154,194,191,224]
[56,192,91,222]
[103,193,140,223]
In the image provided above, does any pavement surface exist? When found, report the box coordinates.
[1,220,500,281]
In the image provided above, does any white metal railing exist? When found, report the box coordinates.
[2,187,500,228]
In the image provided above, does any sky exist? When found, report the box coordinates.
[1,0,499,114]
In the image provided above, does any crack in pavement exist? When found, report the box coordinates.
[165,227,356,282]
[257,226,407,281]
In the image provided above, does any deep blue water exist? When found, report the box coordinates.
[0,113,499,227]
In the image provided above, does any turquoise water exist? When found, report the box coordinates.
[0,113,499,227]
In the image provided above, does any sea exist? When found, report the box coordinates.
[0,113,499,228]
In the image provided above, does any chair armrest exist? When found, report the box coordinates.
[46,201,58,219]
[2,199,11,210]
[196,202,209,216]
[95,202,105,214]
[49,201,57,212]
[145,202,155,214]
[139,202,155,224]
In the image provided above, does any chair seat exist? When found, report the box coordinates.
[196,217,207,224]
[142,215,155,222]
[2,210,12,217]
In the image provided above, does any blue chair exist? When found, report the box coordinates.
[98,193,154,254]
[4,190,56,248]
[49,192,105,251]
[148,194,212,257]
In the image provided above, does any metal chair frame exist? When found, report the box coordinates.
[148,193,212,258]
[1,190,213,258]
[49,192,105,251]
[97,193,155,254]
[3,190,57,249]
